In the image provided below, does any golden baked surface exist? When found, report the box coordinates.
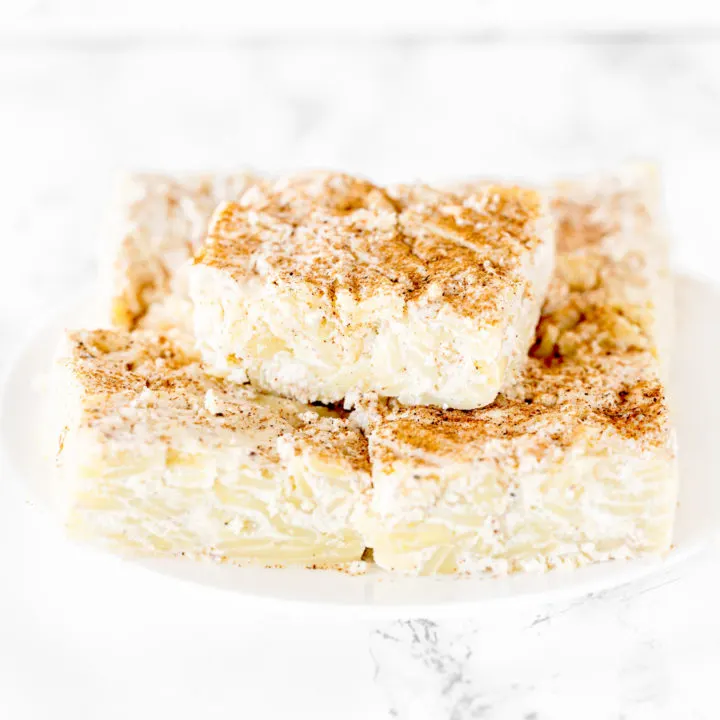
[66,328,369,473]
[197,171,549,322]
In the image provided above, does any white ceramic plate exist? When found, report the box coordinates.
[2,274,719,614]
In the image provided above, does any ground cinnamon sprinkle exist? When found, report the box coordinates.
[64,328,370,473]
[198,171,549,321]
[360,167,673,461]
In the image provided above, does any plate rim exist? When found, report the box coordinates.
[0,274,714,615]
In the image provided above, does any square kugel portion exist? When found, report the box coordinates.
[189,172,555,409]
[353,166,678,575]
[56,329,370,568]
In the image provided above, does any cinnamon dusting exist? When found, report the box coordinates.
[360,165,673,464]
[198,171,549,321]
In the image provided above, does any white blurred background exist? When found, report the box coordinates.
[3,4,720,719]
[2,2,720,352]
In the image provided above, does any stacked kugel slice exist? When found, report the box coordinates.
[55,166,678,575]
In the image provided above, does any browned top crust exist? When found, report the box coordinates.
[359,165,673,464]
[196,171,550,320]
[64,328,369,471]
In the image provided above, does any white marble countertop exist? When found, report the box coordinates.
[1,32,720,720]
